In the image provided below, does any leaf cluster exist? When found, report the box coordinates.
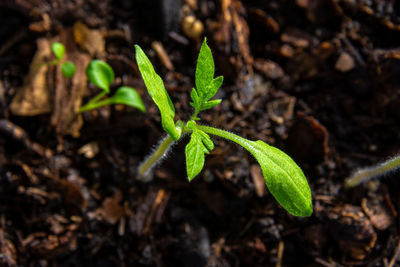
[51,42,76,78]
[135,38,313,217]
[50,42,145,113]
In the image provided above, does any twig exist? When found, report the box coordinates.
[388,239,400,267]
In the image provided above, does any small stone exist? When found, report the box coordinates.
[335,52,355,72]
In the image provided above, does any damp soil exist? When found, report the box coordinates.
[0,0,400,266]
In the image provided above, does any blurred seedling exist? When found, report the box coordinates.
[344,153,400,188]
[51,42,77,78]
[79,60,145,113]
[135,38,313,217]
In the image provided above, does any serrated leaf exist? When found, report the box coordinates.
[200,99,222,111]
[61,61,76,78]
[185,123,214,181]
[135,45,180,140]
[107,86,146,112]
[86,60,114,93]
[185,130,214,182]
[198,130,214,151]
[204,76,223,101]
[192,39,223,114]
[51,42,65,61]
[246,140,312,217]
[195,38,214,101]
[190,88,199,108]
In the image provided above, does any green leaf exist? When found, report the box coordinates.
[191,38,223,114]
[200,99,222,111]
[250,140,312,217]
[86,60,115,93]
[106,86,146,112]
[190,88,199,108]
[196,125,312,217]
[135,45,180,140]
[204,76,223,101]
[185,128,214,181]
[61,61,76,78]
[51,42,65,61]
[195,38,214,101]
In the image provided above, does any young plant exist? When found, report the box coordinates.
[51,42,77,78]
[344,153,400,188]
[136,39,313,217]
[79,60,145,113]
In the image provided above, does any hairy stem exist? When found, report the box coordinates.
[196,125,258,155]
[138,135,175,175]
[345,154,400,188]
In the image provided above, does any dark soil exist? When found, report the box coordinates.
[0,0,400,266]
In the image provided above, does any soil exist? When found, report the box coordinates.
[0,0,400,266]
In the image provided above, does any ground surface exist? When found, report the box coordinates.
[0,0,400,266]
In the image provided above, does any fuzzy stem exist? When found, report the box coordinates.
[138,135,175,175]
[345,154,400,188]
[196,125,256,153]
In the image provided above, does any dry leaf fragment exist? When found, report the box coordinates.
[250,164,265,197]
[100,191,124,225]
[10,38,52,116]
[73,21,105,57]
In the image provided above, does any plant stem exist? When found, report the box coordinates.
[197,125,257,154]
[345,154,400,188]
[138,135,175,175]
[78,91,107,113]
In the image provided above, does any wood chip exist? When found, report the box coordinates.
[254,59,284,80]
[250,164,265,197]
[152,41,174,71]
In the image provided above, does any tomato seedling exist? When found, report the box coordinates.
[136,38,313,217]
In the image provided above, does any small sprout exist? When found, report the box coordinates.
[61,61,76,78]
[51,42,65,61]
[50,42,76,79]
[344,154,400,188]
[136,38,313,217]
[79,60,145,113]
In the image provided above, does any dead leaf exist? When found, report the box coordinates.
[100,190,124,225]
[73,21,105,57]
[10,38,52,116]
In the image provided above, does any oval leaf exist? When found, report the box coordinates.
[108,86,146,112]
[135,45,180,140]
[251,140,312,217]
[51,42,65,61]
[86,60,115,93]
[61,61,76,78]
[196,125,312,217]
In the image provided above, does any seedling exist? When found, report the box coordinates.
[136,39,313,217]
[344,153,400,188]
[51,42,77,78]
[79,60,145,113]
